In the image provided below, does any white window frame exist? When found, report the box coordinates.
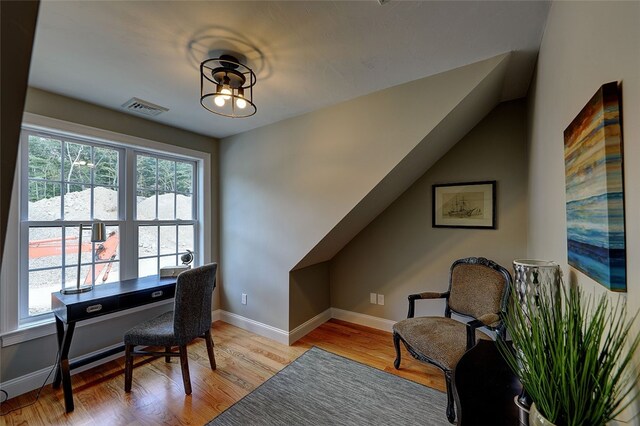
[0,113,211,343]
[134,151,198,277]
[20,131,126,320]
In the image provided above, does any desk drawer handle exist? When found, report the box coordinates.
[151,290,163,298]
[86,304,102,313]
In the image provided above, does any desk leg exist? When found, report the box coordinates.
[58,321,76,413]
[53,317,65,388]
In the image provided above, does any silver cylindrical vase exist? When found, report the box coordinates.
[512,259,561,304]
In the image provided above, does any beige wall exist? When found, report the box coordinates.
[1,88,219,385]
[289,262,330,329]
[526,2,640,422]
[330,100,528,321]
[220,56,507,331]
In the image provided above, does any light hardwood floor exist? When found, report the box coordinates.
[1,319,445,425]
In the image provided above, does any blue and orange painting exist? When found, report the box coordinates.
[564,82,625,291]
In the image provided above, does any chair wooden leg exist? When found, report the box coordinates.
[393,332,402,369]
[204,329,216,370]
[179,345,192,395]
[124,344,133,392]
[444,370,456,423]
[165,346,171,363]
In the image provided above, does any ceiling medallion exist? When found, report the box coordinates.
[200,52,257,118]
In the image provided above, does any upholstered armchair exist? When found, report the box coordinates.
[124,263,218,395]
[392,257,512,423]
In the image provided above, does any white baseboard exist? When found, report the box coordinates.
[331,308,396,332]
[218,310,289,345]
[288,309,332,345]
[0,342,124,401]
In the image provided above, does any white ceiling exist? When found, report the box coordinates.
[29,1,550,139]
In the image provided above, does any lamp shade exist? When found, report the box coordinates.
[91,222,106,242]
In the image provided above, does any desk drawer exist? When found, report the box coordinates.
[119,285,175,310]
[67,298,120,322]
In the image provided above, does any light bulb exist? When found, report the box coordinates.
[221,87,232,100]
[236,87,246,109]
[214,96,225,107]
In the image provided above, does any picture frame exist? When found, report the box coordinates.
[432,181,496,229]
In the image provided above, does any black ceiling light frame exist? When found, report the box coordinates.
[200,53,257,118]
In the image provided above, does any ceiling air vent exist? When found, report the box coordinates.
[121,97,169,117]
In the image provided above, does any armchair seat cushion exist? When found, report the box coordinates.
[124,311,184,347]
[393,317,490,371]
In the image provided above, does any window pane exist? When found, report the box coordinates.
[63,142,92,183]
[159,225,176,255]
[28,181,61,220]
[95,261,119,285]
[63,184,92,220]
[137,189,156,220]
[94,147,119,186]
[159,255,177,268]
[178,225,194,254]
[138,226,158,257]
[96,225,120,262]
[176,162,193,193]
[157,192,175,220]
[28,136,62,180]
[29,227,62,270]
[94,186,119,220]
[29,268,61,316]
[176,194,193,220]
[157,159,175,192]
[63,264,93,291]
[137,155,156,189]
[65,226,97,265]
[138,258,158,277]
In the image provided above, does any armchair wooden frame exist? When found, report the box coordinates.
[393,257,512,423]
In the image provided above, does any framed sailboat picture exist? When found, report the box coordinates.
[432,181,496,229]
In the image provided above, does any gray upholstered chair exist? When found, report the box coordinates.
[392,257,511,423]
[124,263,217,395]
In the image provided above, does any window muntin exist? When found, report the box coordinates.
[20,129,199,321]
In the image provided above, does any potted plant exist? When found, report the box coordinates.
[498,282,640,426]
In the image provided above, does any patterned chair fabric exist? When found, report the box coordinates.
[392,257,511,424]
[124,263,218,395]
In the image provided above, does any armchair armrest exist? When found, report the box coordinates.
[407,291,450,318]
[465,313,500,349]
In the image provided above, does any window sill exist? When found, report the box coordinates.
[0,298,173,347]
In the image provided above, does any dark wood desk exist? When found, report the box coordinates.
[453,340,522,425]
[51,275,177,412]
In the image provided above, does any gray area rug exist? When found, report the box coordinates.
[207,346,448,426]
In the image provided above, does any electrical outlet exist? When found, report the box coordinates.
[370,293,377,304]
[241,293,247,305]
[377,294,385,305]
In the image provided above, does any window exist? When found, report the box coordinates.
[18,126,202,324]
[23,134,123,317]
[135,154,196,277]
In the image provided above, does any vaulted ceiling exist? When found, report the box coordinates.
[29,1,550,138]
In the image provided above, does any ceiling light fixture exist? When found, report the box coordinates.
[200,52,257,118]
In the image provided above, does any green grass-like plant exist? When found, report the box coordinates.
[498,283,640,426]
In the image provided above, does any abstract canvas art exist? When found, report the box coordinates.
[564,82,625,291]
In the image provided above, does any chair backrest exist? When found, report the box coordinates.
[446,257,511,326]
[173,263,217,342]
